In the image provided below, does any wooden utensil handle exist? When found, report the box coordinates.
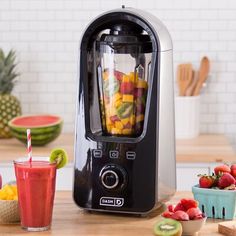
[185,70,198,96]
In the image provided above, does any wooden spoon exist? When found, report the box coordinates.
[177,63,193,96]
[193,57,210,96]
[185,70,198,96]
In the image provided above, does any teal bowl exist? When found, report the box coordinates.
[192,185,236,220]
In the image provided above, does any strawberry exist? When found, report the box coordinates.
[171,210,189,221]
[174,202,185,212]
[214,164,231,176]
[114,70,124,81]
[186,208,202,220]
[168,205,175,213]
[231,164,236,178]
[218,173,236,188]
[194,214,204,220]
[180,199,198,211]
[199,175,215,188]
[162,211,173,218]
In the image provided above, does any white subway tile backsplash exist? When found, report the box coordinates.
[1,0,236,144]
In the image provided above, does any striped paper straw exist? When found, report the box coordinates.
[27,129,32,163]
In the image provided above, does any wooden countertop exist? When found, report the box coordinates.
[0,134,235,163]
[0,191,226,235]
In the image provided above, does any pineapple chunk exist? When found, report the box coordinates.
[122,129,132,135]
[111,128,121,135]
[121,118,130,125]
[115,121,124,130]
[0,184,18,200]
[122,95,134,103]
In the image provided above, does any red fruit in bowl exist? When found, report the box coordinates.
[199,175,215,188]
[168,204,175,213]
[0,174,2,189]
[180,199,198,211]
[218,173,236,188]
[174,202,185,212]
[231,164,236,178]
[194,215,204,220]
[162,211,173,218]
[186,207,202,220]
[171,210,189,221]
[214,164,231,176]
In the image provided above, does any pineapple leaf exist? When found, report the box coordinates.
[0,49,19,94]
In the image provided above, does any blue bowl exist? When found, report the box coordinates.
[192,185,236,220]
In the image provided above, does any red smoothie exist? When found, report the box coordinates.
[14,158,57,231]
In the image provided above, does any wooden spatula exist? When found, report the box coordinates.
[185,70,198,96]
[177,63,193,96]
[193,56,210,96]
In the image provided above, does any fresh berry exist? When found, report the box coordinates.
[180,199,198,211]
[114,70,124,81]
[162,211,173,218]
[214,164,231,176]
[174,202,185,212]
[168,205,175,213]
[218,173,236,188]
[231,164,236,178]
[186,208,202,220]
[193,214,204,220]
[199,175,215,188]
[171,210,189,221]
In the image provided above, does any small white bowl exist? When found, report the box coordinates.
[179,216,207,235]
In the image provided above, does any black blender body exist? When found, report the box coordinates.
[73,8,176,214]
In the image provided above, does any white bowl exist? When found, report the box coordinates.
[179,216,207,235]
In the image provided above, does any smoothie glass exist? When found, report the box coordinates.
[14,157,57,231]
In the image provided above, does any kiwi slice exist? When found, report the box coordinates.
[153,219,182,236]
[50,148,68,169]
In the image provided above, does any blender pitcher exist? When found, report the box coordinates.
[96,24,152,137]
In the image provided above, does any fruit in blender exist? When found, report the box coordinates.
[153,219,182,236]
[199,175,216,188]
[101,70,148,136]
[218,173,236,188]
[214,164,231,175]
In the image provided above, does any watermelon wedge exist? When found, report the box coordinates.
[8,115,63,146]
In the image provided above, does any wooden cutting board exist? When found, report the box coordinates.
[218,221,236,236]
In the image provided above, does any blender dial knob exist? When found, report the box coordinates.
[101,170,119,189]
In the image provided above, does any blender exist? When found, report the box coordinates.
[73,7,176,214]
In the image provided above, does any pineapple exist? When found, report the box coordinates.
[0,49,21,138]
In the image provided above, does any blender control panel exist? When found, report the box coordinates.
[92,149,136,160]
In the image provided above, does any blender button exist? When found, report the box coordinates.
[93,149,102,158]
[126,151,136,160]
[109,150,119,158]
